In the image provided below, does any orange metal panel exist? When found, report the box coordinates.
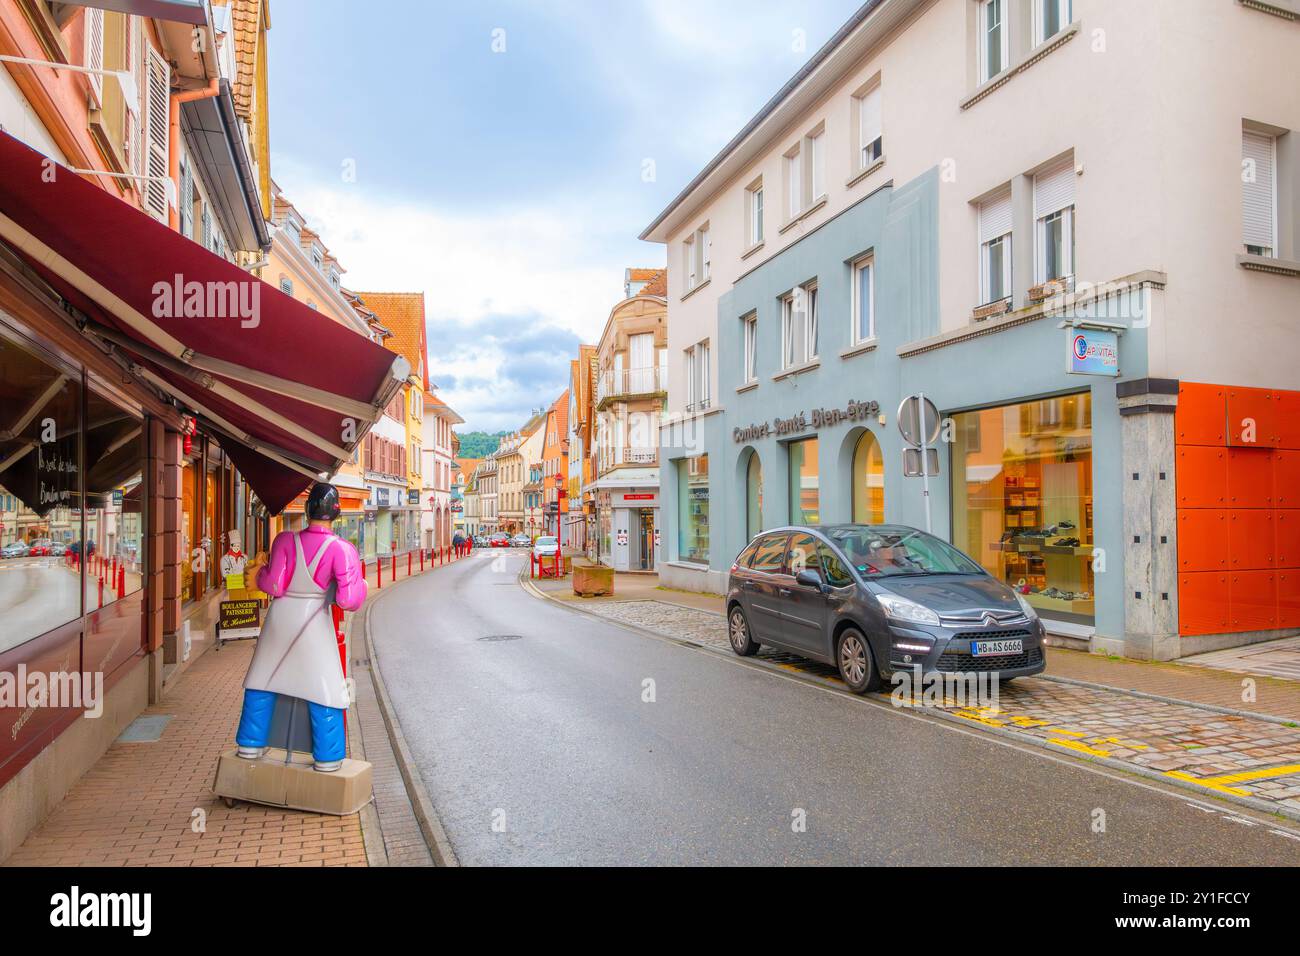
[1228,571,1278,632]
[1278,571,1300,628]
[1178,572,1229,636]
[1226,386,1280,448]
[1175,382,1226,446]
[1227,509,1275,570]
[1275,450,1300,508]
[1226,448,1274,507]
[1276,390,1300,450]
[1177,510,1228,572]
[1277,510,1300,569]
[1176,446,1227,508]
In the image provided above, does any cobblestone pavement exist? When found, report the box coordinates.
[572,599,1300,815]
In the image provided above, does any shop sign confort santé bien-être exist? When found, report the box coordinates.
[733,400,881,444]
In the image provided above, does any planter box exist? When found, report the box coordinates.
[573,563,614,597]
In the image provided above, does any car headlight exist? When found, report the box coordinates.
[1015,591,1039,620]
[875,592,941,627]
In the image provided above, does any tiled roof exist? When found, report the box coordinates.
[548,390,569,450]
[355,292,427,387]
[626,267,660,282]
[228,0,263,120]
[638,268,667,297]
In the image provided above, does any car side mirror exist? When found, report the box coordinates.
[794,569,823,589]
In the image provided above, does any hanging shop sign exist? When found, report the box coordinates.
[733,399,880,442]
[1067,328,1119,376]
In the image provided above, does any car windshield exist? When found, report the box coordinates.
[827,527,983,577]
[537,537,557,546]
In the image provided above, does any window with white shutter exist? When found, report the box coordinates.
[143,46,170,221]
[1242,130,1277,257]
[858,85,882,168]
[1034,159,1075,283]
[978,187,1013,304]
[84,8,105,106]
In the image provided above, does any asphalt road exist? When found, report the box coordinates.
[370,550,1300,866]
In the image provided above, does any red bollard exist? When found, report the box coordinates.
[419,549,424,571]
[117,565,125,595]
[376,558,382,589]
[391,553,397,579]
[408,552,412,576]
[97,575,103,609]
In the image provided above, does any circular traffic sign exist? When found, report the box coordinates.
[897,394,940,447]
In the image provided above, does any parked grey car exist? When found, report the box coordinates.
[726,524,1046,694]
[1,540,29,559]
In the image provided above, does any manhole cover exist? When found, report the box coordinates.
[477,634,524,642]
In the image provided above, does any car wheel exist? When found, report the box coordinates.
[836,627,880,694]
[728,606,760,657]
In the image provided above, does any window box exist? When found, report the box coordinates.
[1027,275,1073,303]
[972,297,1013,321]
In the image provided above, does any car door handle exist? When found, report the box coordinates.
[778,587,792,596]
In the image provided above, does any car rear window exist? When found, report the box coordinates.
[749,534,787,573]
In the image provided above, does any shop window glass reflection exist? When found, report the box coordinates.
[84,389,144,611]
[676,454,710,564]
[788,437,819,525]
[851,431,885,524]
[950,393,1094,625]
[0,335,83,653]
[745,452,763,541]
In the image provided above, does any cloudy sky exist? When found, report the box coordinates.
[267,0,860,432]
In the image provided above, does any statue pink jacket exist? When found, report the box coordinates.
[255,526,367,611]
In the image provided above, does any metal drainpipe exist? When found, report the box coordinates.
[168,78,220,232]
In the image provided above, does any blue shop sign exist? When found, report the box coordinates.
[1067,329,1118,376]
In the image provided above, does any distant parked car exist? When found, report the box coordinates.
[488,533,511,548]
[510,533,531,548]
[532,536,560,559]
[2,540,29,558]
[49,542,67,557]
[27,539,52,557]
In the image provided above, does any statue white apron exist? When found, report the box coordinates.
[242,532,348,710]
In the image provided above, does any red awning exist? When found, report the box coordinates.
[0,131,408,513]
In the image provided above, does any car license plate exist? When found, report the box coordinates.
[970,638,1023,657]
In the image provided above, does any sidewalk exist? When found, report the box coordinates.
[530,568,1300,819]
[3,545,469,867]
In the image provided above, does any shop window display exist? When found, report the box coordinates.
[851,431,885,524]
[83,389,144,611]
[745,452,763,541]
[950,393,1094,625]
[788,437,820,525]
[0,334,83,653]
[677,454,710,563]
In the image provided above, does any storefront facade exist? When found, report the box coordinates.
[594,481,660,571]
[659,171,1137,646]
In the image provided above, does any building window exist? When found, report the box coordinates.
[785,146,802,219]
[683,224,710,292]
[978,186,1013,304]
[1034,159,1075,283]
[1035,0,1071,44]
[1242,128,1277,257]
[856,83,882,169]
[788,437,820,525]
[311,248,323,270]
[676,454,710,564]
[950,393,1094,625]
[696,340,710,409]
[279,276,293,295]
[980,0,1007,82]
[851,431,885,523]
[746,179,764,246]
[741,312,758,383]
[781,284,818,368]
[807,127,825,201]
[685,346,697,409]
[851,255,874,343]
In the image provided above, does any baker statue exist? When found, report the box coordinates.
[234,482,367,772]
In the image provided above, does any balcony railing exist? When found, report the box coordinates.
[600,447,658,472]
[597,366,664,404]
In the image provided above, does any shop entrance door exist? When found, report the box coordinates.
[638,509,655,570]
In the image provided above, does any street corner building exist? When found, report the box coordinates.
[640,0,1300,662]
[0,0,408,861]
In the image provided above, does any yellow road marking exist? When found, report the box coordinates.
[1049,738,1112,757]
[1166,764,1300,797]
[1046,727,1085,738]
